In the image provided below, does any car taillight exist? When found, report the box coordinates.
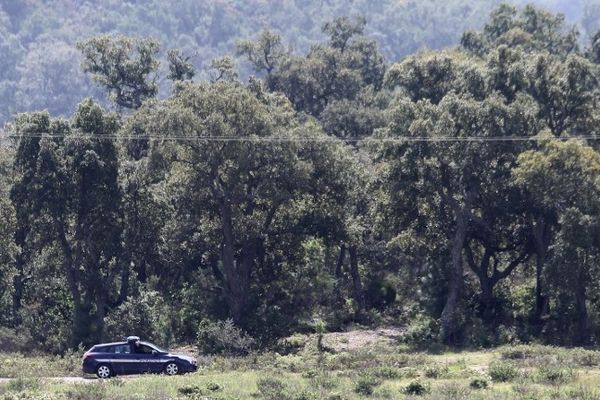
[82,352,90,361]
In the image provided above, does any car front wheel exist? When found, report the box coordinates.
[96,364,112,379]
[164,362,179,376]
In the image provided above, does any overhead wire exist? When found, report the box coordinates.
[0,133,599,143]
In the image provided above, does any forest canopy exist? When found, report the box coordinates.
[0,1,599,353]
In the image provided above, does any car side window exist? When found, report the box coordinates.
[103,346,115,353]
[114,345,131,354]
[136,344,154,354]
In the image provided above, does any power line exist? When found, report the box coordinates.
[2,134,599,143]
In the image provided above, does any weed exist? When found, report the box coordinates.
[206,382,222,391]
[402,380,430,396]
[423,364,448,379]
[6,377,39,393]
[436,382,471,399]
[353,375,381,396]
[65,383,106,400]
[488,360,519,382]
[469,377,489,389]
[256,377,289,400]
[536,365,577,386]
[371,366,401,380]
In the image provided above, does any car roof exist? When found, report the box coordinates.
[93,341,127,348]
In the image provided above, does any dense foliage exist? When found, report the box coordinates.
[0,2,600,353]
[1,0,600,127]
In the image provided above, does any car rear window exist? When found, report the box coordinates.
[94,344,130,354]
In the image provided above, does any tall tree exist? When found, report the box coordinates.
[78,36,160,110]
[11,100,123,346]
[514,140,600,344]
[126,80,353,326]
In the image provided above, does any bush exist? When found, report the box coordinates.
[423,364,448,379]
[437,382,471,399]
[6,377,39,392]
[353,375,381,396]
[256,377,289,400]
[178,385,204,397]
[65,383,106,400]
[197,319,256,356]
[469,377,489,389]
[402,315,440,348]
[372,366,401,380]
[537,366,577,386]
[500,345,536,360]
[206,382,222,392]
[402,380,430,396]
[0,329,30,353]
[104,290,172,346]
[488,361,519,382]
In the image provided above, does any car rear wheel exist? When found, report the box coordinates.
[96,364,112,379]
[164,362,179,376]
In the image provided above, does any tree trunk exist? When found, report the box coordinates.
[575,269,589,346]
[11,252,27,325]
[348,245,365,312]
[479,275,495,324]
[219,199,251,325]
[533,217,549,327]
[441,210,469,344]
[334,244,346,302]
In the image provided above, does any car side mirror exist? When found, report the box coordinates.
[152,350,158,356]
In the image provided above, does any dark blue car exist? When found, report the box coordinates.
[82,336,198,378]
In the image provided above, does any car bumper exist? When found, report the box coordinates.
[180,363,198,373]
[82,360,97,374]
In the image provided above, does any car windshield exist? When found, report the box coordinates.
[142,342,167,353]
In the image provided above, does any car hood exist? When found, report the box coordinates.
[169,353,196,363]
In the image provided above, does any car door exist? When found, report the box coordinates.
[132,343,157,374]
[113,344,134,375]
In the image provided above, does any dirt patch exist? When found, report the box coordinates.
[321,327,403,352]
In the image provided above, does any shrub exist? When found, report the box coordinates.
[500,345,535,360]
[353,375,381,396]
[402,315,440,348]
[310,372,338,390]
[537,366,577,386]
[104,290,172,346]
[0,328,30,353]
[402,380,430,396]
[469,377,489,389]
[488,361,519,382]
[65,383,107,400]
[294,391,318,400]
[206,382,222,392]
[437,382,471,399]
[372,366,401,380]
[197,319,256,356]
[423,364,448,379]
[6,377,39,392]
[256,377,289,400]
[178,385,204,397]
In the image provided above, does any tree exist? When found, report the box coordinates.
[127,80,327,325]
[514,140,600,344]
[167,49,195,82]
[267,16,386,117]
[237,29,286,88]
[0,146,16,324]
[78,36,160,110]
[15,40,91,118]
[462,4,579,57]
[375,86,539,342]
[11,100,123,347]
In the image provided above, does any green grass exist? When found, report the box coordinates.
[2,337,600,399]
